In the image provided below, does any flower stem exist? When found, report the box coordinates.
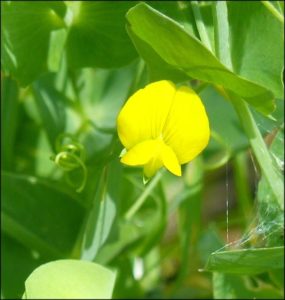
[229,91,284,210]
[124,171,163,221]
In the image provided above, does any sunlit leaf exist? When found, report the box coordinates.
[126,3,276,115]
[24,259,116,299]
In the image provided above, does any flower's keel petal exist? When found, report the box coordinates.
[117,80,176,149]
[143,156,163,178]
[161,144,181,176]
[120,140,157,166]
[163,86,210,164]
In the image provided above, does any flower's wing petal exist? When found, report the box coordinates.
[120,140,157,166]
[117,80,176,149]
[163,86,210,164]
[161,144,181,176]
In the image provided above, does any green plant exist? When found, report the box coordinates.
[1,1,284,299]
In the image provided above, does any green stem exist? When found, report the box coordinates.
[124,171,163,221]
[191,1,213,52]
[232,151,253,227]
[229,91,284,210]
[261,1,284,24]
[212,1,233,69]
[173,157,204,292]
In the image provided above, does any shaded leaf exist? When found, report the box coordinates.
[66,2,138,69]
[81,161,121,261]
[1,77,19,170]
[205,247,284,274]
[2,171,86,257]
[1,1,65,85]
[213,272,283,299]
[33,76,67,149]
[1,234,49,299]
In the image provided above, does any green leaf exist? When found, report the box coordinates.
[145,1,208,74]
[24,259,116,299]
[1,234,50,299]
[47,28,68,72]
[205,247,284,274]
[212,1,232,69]
[213,272,283,299]
[201,86,283,155]
[2,171,86,257]
[65,2,138,69]
[257,128,284,247]
[201,86,248,153]
[1,77,19,170]
[126,3,275,115]
[94,221,144,265]
[147,1,200,37]
[228,1,284,99]
[81,161,122,260]
[1,1,66,86]
[32,76,67,150]
[127,28,189,83]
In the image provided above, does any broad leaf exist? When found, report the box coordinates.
[23,259,116,299]
[2,171,86,257]
[126,3,275,115]
[228,1,284,99]
[205,247,284,274]
[81,161,121,260]
[1,1,66,86]
[65,2,138,69]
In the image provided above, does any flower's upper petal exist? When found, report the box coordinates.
[162,86,210,164]
[117,80,176,149]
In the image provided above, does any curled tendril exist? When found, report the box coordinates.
[51,133,87,193]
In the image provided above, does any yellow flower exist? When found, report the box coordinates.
[117,80,210,179]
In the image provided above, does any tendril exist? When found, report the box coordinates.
[51,133,88,193]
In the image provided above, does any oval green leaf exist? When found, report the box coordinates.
[24,259,116,299]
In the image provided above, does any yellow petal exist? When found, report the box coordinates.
[117,80,176,149]
[143,155,163,178]
[161,144,181,176]
[121,138,181,178]
[162,86,210,164]
[120,140,157,166]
